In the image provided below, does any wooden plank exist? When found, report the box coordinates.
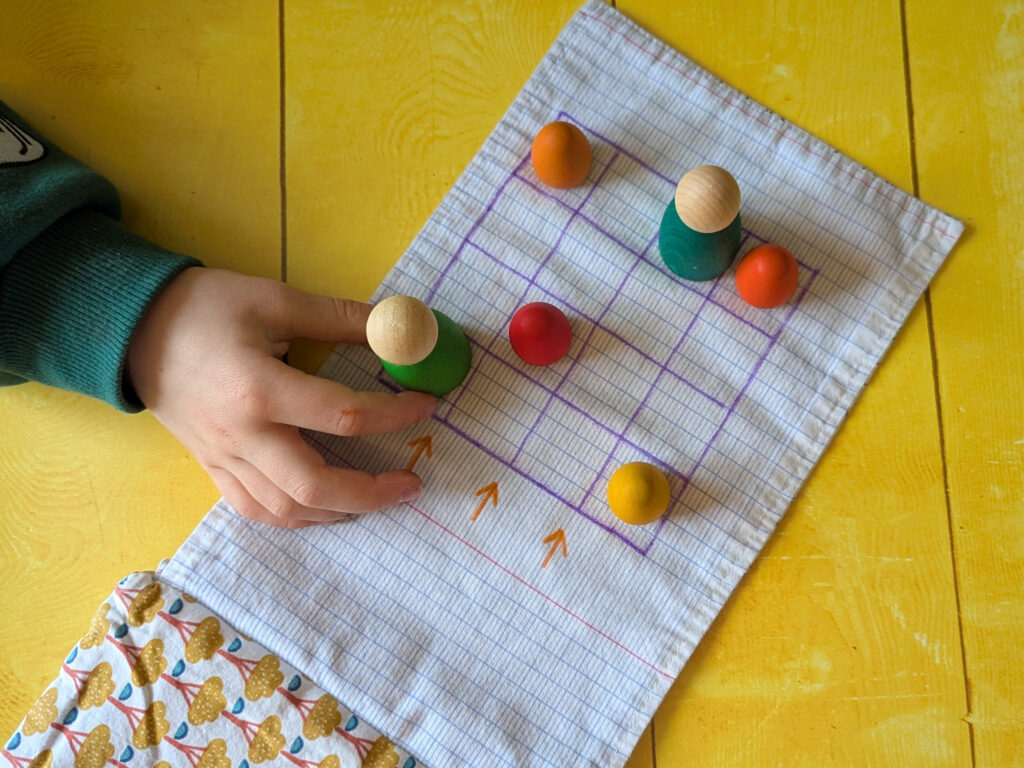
[906,0,1024,763]
[0,0,279,738]
[615,1,972,765]
[282,1,580,300]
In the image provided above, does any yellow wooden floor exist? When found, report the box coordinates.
[2,2,1021,765]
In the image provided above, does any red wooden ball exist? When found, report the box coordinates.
[509,302,572,366]
[735,244,799,308]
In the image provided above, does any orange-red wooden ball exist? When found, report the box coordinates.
[735,244,799,308]
[531,121,592,189]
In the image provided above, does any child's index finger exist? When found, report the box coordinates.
[259,286,373,345]
[264,360,436,437]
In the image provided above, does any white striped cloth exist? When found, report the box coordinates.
[159,2,962,766]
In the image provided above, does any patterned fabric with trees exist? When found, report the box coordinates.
[2,572,420,768]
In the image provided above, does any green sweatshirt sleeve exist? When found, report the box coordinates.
[0,100,202,411]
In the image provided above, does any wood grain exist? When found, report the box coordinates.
[281,0,582,303]
[908,0,1024,763]
[618,0,971,765]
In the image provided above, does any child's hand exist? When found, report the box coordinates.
[126,268,436,527]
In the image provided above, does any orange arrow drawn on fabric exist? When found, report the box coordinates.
[406,435,432,472]
[471,482,499,521]
[542,529,567,569]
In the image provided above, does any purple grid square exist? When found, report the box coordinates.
[435,243,531,336]
[486,284,589,394]
[576,439,688,553]
[667,303,773,406]
[442,350,545,464]
[624,377,719,473]
[706,239,820,341]
[577,152,672,256]
[556,325,664,435]
[467,178,574,275]
[515,398,618,508]
[533,217,634,316]
[604,266,707,365]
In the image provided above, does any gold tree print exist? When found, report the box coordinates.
[22,688,58,737]
[132,639,167,687]
[276,687,375,760]
[158,672,227,726]
[59,661,115,710]
[363,736,400,768]
[215,650,284,701]
[78,663,116,709]
[190,677,227,726]
[79,603,111,650]
[195,739,231,768]
[221,710,290,765]
[152,603,224,663]
[184,617,224,663]
[248,716,286,764]
[106,633,168,687]
[0,747,52,768]
[131,701,171,750]
[162,736,231,768]
[302,694,342,740]
[118,583,164,627]
[50,723,114,768]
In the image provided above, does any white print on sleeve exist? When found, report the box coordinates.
[0,114,47,167]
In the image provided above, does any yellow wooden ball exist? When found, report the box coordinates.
[674,164,741,233]
[607,462,671,526]
[366,295,438,366]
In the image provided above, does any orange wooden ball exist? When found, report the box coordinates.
[531,121,592,189]
[735,244,799,308]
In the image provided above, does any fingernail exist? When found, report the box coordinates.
[400,483,423,502]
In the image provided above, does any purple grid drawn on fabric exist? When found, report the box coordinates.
[384,113,819,556]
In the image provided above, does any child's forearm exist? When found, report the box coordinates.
[2,100,432,524]
[0,100,201,410]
